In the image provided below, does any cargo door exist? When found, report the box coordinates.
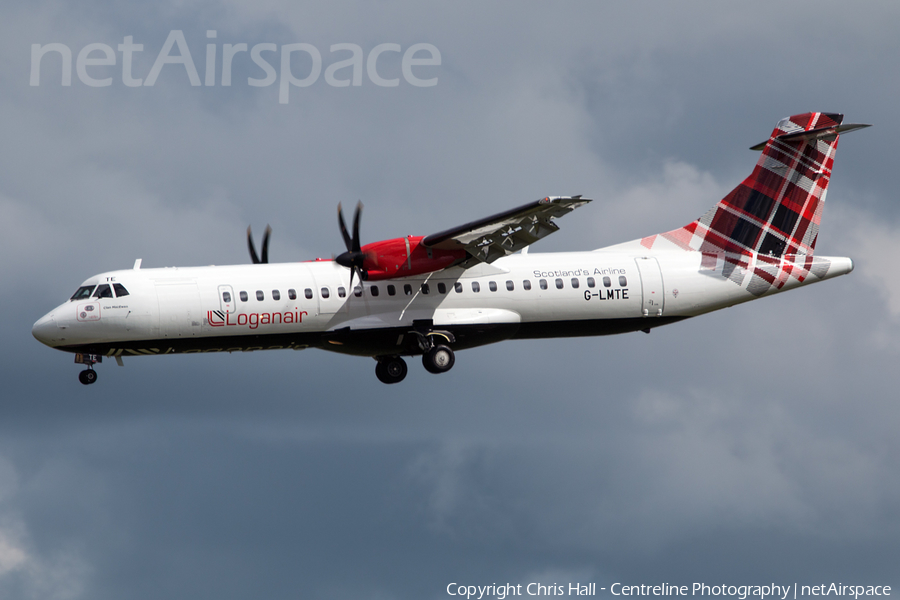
[156,281,202,337]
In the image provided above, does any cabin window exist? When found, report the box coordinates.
[370,285,379,297]
[472,281,480,293]
[304,288,313,299]
[454,282,463,293]
[354,286,363,297]
[272,290,281,301]
[256,290,265,301]
[523,280,532,291]
[321,287,330,299]
[421,283,430,294]
[70,286,95,300]
[113,283,130,297]
[222,291,232,303]
[488,281,497,292]
[571,278,580,289]
[438,282,447,294]
[338,287,346,298]
[555,278,564,289]
[93,284,113,299]
[619,275,628,286]
[400,284,410,295]
[506,280,514,291]
[387,285,396,296]
[539,279,548,290]
[603,276,611,287]
[240,291,249,302]
[587,277,595,288]
[288,289,297,300]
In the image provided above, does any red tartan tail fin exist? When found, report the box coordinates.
[656,112,869,257]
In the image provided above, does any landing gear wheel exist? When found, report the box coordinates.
[422,345,455,374]
[79,370,97,385]
[375,357,408,384]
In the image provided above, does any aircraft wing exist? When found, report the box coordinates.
[422,196,591,265]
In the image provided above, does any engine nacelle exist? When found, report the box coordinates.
[360,236,466,280]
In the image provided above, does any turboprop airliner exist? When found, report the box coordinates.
[33,112,868,384]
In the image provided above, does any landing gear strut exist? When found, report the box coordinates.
[75,353,101,385]
[375,356,408,384]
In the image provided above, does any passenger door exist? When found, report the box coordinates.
[217,285,236,314]
[635,257,665,317]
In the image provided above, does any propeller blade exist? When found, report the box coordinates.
[337,201,367,291]
[351,201,363,253]
[247,226,261,264]
[349,266,369,293]
[260,225,272,264]
[247,225,272,264]
[337,203,353,252]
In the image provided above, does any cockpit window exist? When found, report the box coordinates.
[93,284,113,299]
[70,286,95,300]
[113,283,130,297]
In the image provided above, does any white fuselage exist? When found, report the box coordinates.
[32,244,853,359]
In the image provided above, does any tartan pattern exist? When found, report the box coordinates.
[641,112,844,296]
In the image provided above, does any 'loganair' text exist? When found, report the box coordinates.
[207,309,307,329]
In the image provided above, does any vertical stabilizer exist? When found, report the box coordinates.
[649,112,868,257]
[635,112,868,296]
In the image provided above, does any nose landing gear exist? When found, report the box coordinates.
[75,353,101,385]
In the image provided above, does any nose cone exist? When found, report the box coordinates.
[32,312,59,347]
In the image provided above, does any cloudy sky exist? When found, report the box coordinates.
[3,1,899,598]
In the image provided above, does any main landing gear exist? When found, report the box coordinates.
[75,353,101,385]
[422,345,455,374]
[375,356,408,384]
[374,331,457,384]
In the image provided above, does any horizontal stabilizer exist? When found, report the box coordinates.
[750,122,871,151]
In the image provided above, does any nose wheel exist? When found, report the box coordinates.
[75,353,101,385]
[78,369,98,385]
